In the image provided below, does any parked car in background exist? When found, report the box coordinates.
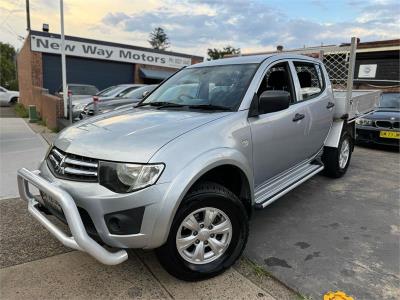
[81,85,157,118]
[56,84,99,119]
[0,86,19,106]
[70,84,144,120]
[356,93,400,147]
[93,84,145,102]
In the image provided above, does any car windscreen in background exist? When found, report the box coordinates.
[380,93,400,109]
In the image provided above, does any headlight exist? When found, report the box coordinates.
[99,162,164,193]
[356,118,373,126]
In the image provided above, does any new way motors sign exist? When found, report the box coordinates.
[31,35,192,68]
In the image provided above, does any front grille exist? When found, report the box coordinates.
[47,147,98,182]
[375,120,392,128]
[393,122,399,129]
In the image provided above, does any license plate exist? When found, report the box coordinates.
[40,192,63,213]
[379,131,400,139]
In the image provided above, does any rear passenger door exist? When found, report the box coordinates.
[290,60,333,157]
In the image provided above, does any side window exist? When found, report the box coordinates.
[257,62,295,103]
[293,62,324,101]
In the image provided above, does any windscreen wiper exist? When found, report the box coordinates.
[156,102,187,109]
[188,104,232,111]
[135,101,183,108]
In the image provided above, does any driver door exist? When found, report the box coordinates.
[249,61,310,187]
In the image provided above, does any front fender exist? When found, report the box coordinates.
[146,147,253,248]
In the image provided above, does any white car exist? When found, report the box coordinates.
[0,86,19,106]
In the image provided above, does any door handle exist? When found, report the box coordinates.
[292,113,305,122]
[326,102,335,109]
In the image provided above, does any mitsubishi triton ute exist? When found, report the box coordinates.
[18,54,379,280]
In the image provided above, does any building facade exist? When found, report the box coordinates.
[16,30,203,128]
[18,30,203,97]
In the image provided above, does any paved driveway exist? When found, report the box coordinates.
[245,145,400,299]
[0,116,48,200]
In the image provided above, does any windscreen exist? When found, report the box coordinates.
[124,85,157,99]
[380,93,400,109]
[97,86,117,96]
[70,85,99,95]
[142,64,258,110]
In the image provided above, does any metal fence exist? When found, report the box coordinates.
[277,37,358,101]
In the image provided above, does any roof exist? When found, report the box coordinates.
[189,53,320,68]
[341,39,400,49]
[30,30,203,60]
[237,39,400,57]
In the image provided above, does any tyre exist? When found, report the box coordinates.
[156,181,249,281]
[322,132,353,178]
[9,97,18,105]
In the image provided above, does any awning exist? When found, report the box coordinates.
[139,68,175,80]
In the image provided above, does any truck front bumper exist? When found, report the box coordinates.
[17,168,128,265]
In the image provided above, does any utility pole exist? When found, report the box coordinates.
[60,0,69,122]
[26,0,31,30]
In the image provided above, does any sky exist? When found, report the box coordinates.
[1,0,399,57]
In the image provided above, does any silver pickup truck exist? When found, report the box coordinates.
[17,53,379,281]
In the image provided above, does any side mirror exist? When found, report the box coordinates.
[258,90,290,114]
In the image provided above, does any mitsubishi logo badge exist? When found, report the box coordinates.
[54,155,66,175]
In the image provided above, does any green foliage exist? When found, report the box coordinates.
[148,27,170,50]
[207,46,241,60]
[0,42,18,90]
[37,118,47,127]
[15,103,28,118]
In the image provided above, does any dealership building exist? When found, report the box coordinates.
[17,30,203,128]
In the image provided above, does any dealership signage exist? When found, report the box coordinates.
[358,64,377,78]
[31,35,192,68]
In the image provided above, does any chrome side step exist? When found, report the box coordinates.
[254,161,324,209]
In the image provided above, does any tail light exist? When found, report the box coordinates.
[93,96,99,102]
[67,90,72,97]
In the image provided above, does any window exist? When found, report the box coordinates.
[142,64,258,110]
[293,62,324,101]
[116,86,140,97]
[97,86,117,96]
[69,85,99,95]
[257,62,295,103]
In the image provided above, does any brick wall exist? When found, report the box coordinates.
[191,57,203,65]
[17,38,33,107]
[17,37,43,107]
[17,36,62,129]
[31,86,63,129]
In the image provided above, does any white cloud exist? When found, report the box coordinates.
[98,0,399,56]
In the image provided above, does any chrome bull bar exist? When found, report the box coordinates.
[17,168,128,265]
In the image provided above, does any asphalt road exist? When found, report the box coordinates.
[245,145,400,299]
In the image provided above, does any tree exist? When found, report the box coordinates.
[148,27,170,50]
[207,46,241,60]
[0,42,18,90]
